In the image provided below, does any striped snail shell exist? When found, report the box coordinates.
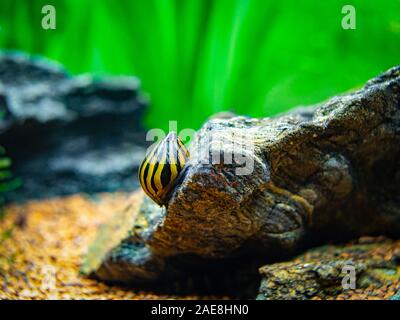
[139,132,190,206]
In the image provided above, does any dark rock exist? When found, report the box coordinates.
[257,238,400,300]
[83,66,400,290]
[0,53,148,201]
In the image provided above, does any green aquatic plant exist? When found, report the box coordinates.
[0,146,21,215]
[0,0,399,132]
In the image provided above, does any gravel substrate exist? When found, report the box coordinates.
[0,192,226,300]
[1,192,399,300]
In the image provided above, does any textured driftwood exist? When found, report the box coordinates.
[82,66,400,286]
[257,237,400,300]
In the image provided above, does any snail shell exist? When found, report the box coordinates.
[138,132,189,206]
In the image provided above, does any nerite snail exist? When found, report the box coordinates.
[138,132,190,206]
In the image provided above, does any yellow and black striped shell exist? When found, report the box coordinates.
[138,132,189,206]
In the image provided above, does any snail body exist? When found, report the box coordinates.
[138,132,189,206]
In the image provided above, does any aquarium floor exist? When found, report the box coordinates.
[1,192,400,300]
[0,192,227,300]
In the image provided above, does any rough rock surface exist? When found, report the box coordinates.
[83,66,400,291]
[257,237,400,300]
[0,53,147,201]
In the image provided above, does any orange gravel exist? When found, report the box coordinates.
[0,192,224,300]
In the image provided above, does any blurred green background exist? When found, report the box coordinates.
[0,0,399,131]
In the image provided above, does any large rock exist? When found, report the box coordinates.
[0,53,147,201]
[82,66,400,292]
